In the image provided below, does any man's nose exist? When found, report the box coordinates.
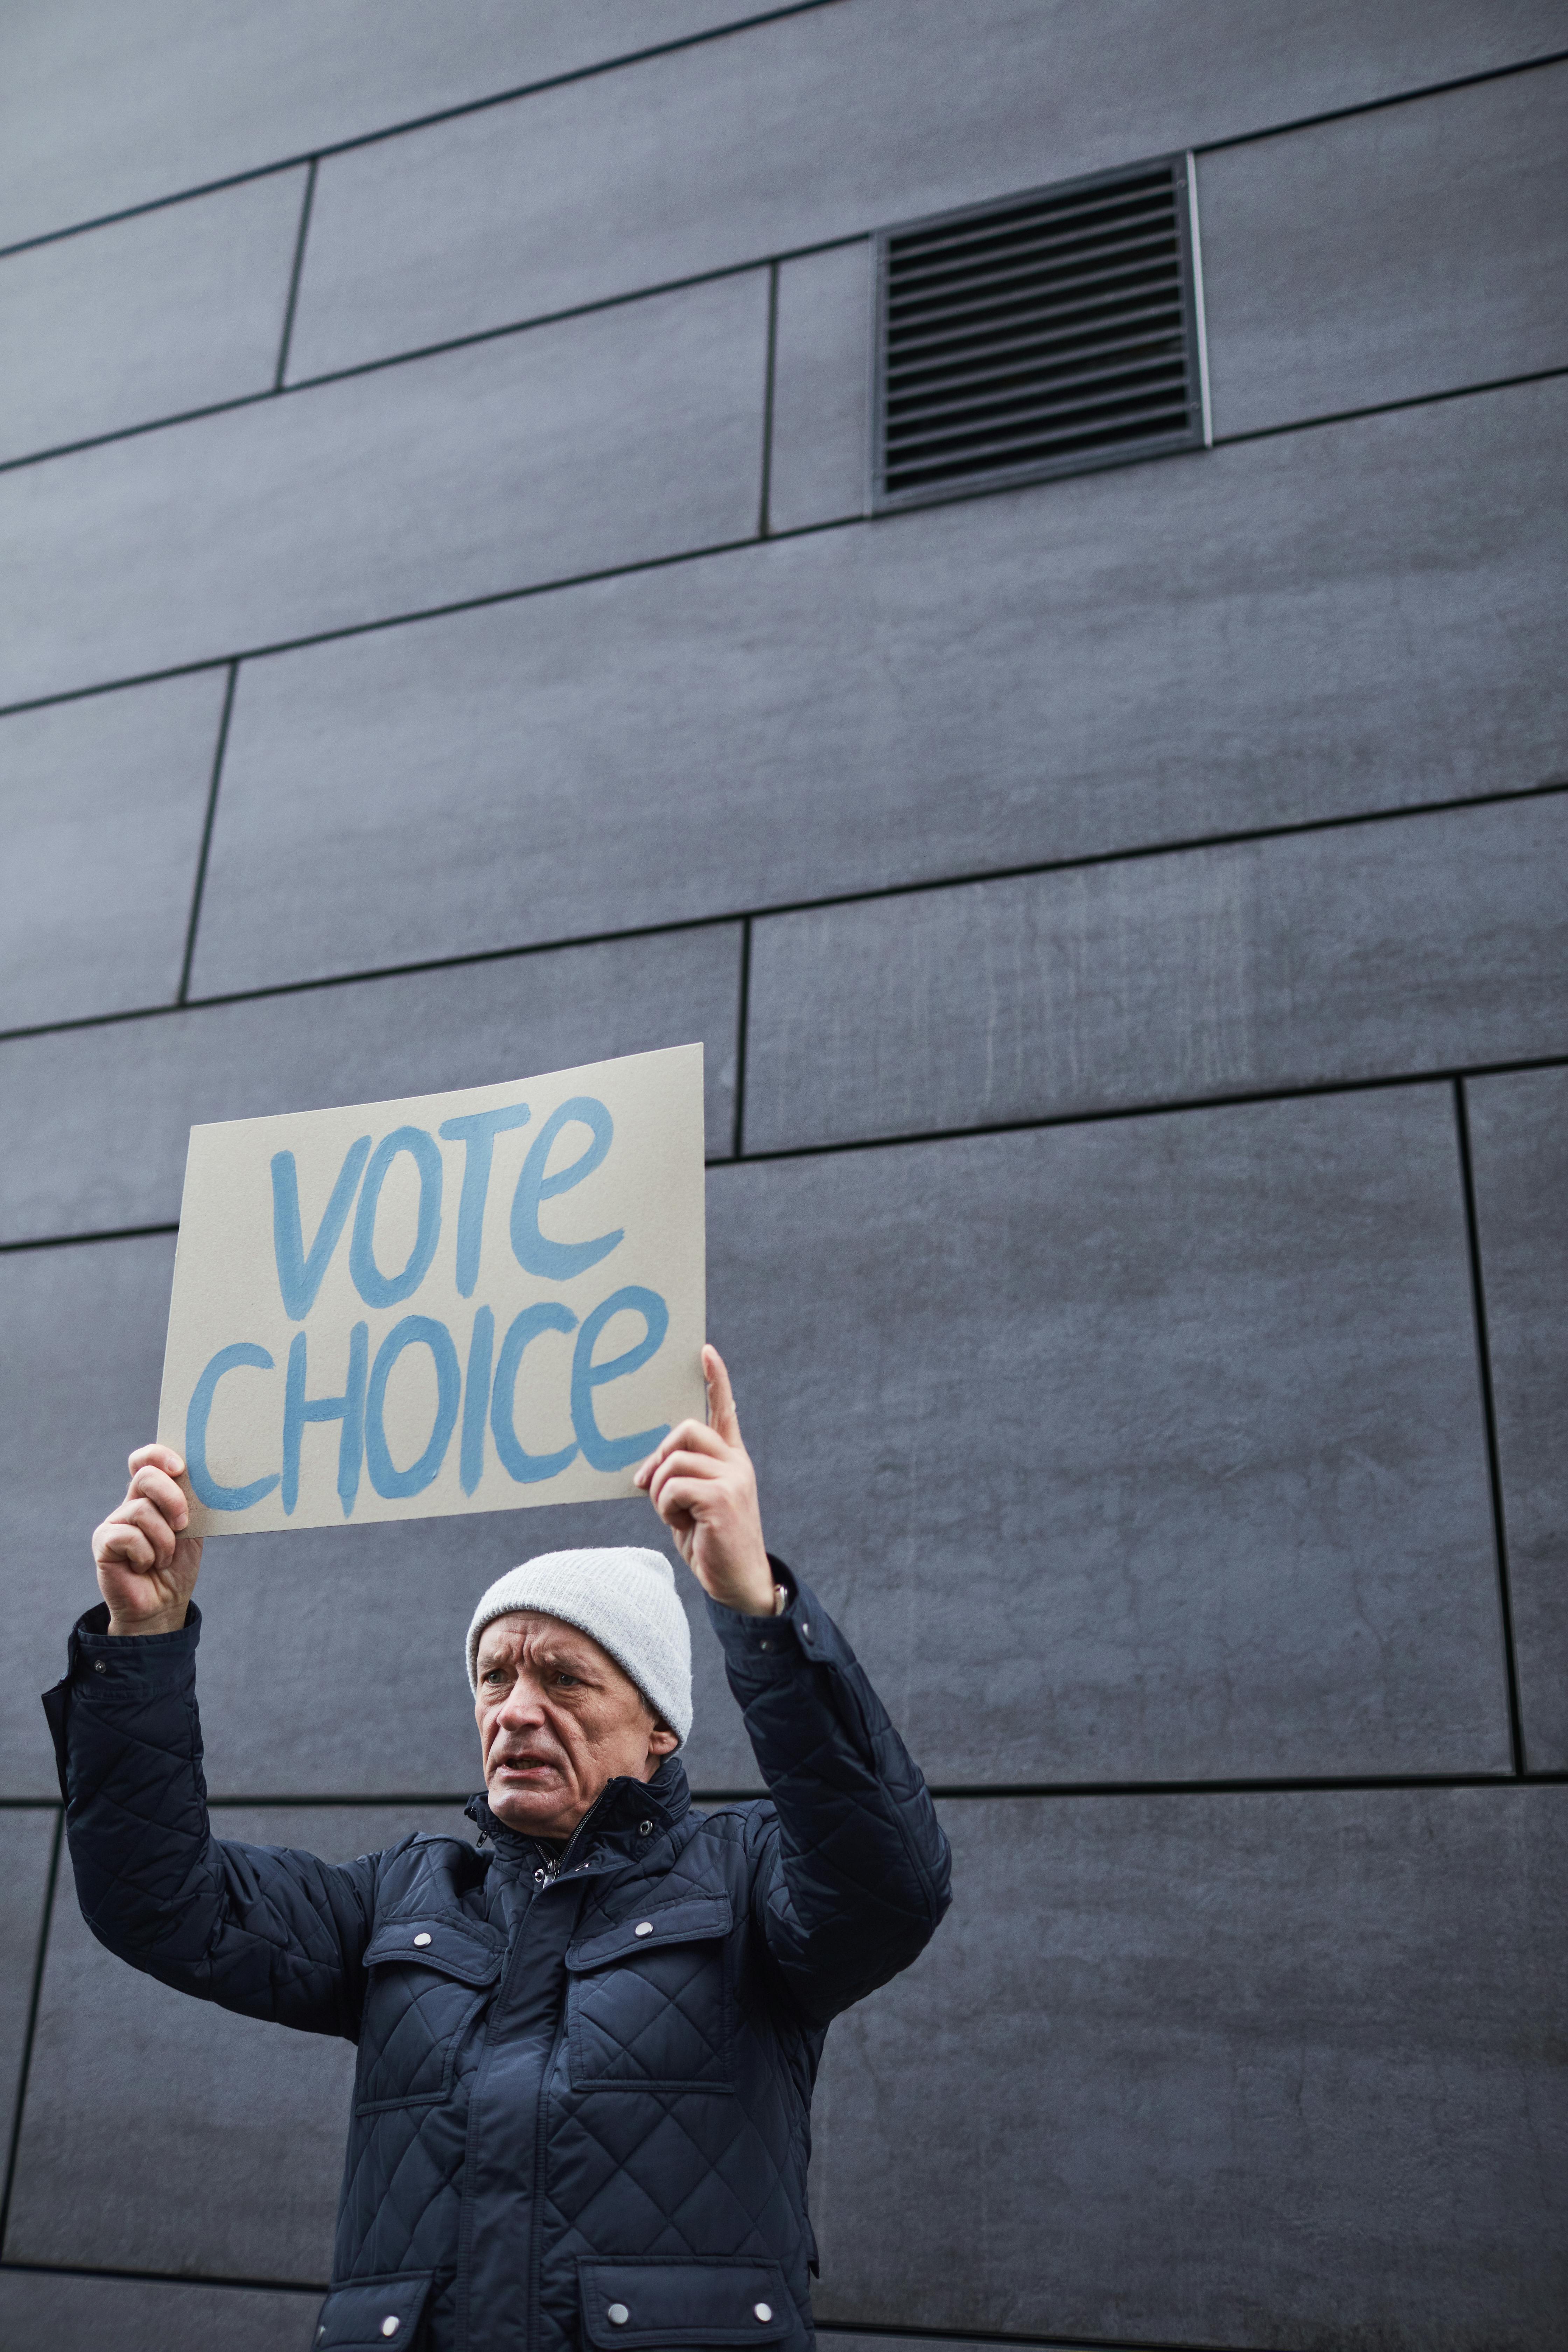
[494,1673,548,1731]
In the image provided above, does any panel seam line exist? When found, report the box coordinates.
[0,1809,64,2249]
[272,159,318,391]
[2,359,1564,718]
[5,1055,1568,1255]
[0,2,845,262]
[6,32,1559,273]
[2,775,1562,1050]
[176,663,238,1006]
[1451,1076,1527,1774]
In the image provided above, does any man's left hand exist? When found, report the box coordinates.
[635,1345,776,1616]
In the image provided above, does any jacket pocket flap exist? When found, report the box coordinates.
[566,1893,733,1973]
[364,1917,503,1986]
[313,2269,434,2348]
[579,2258,789,2347]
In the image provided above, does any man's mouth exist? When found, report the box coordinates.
[492,1756,559,1779]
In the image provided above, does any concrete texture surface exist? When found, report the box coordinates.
[188,380,1568,993]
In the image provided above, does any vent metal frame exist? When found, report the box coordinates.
[872,153,1211,514]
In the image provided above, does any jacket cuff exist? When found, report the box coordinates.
[71,1599,201,1681]
[40,1602,202,1802]
[706,1560,838,1680]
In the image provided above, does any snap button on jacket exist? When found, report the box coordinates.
[44,1570,952,2352]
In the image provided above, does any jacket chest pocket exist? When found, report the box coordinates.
[356,1917,504,2114]
[565,1895,735,2094]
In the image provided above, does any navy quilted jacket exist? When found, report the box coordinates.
[44,1567,951,2352]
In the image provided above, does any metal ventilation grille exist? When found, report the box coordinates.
[874,157,1209,509]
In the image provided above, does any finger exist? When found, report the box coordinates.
[634,1419,727,1487]
[103,1496,176,1571]
[649,1450,728,1484]
[128,1442,186,1482]
[647,1451,729,1511]
[646,1475,713,1527]
[128,1466,189,1529]
[111,1497,178,1564]
[94,1517,157,1572]
[702,1346,743,1448]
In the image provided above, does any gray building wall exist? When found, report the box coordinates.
[1,5,1565,2346]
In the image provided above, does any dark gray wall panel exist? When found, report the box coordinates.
[744,794,1568,1152]
[1466,1065,1568,1771]
[190,380,1568,994]
[1201,61,1568,436]
[0,2,758,251]
[0,272,768,707]
[809,1788,1568,2344]
[287,0,1568,378]
[0,169,306,466]
[0,924,741,1247]
[2,1235,175,1800]
[6,1804,464,2280]
[0,1811,58,2147]
[767,241,870,533]
[0,671,227,1031]
[693,1090,1508,1789]
[0,2273,319,2352]
[826,2341,1115,2352]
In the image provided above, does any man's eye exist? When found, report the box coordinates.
[554,1671,580,1688]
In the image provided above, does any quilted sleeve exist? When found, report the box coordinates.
[706,1563,952,2026]
[42,1604,377,2041]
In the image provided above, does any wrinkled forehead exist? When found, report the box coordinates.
[475,1609,621,1680]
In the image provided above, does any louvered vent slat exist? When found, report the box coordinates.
[889,362,1190,447]
[888,232,1183,314]
[887,299,1188,381]
[874,156,1208,508]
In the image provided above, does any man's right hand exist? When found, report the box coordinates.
[91,1446,203,1637]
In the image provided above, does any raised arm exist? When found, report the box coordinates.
[636,1350,952,2022]
[41,1446,377,2038]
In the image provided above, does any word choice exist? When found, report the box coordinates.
[185,1096,671,1515]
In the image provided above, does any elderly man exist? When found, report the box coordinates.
[46,1346,950,2352]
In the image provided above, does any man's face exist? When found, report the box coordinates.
[474,1610,677,1839]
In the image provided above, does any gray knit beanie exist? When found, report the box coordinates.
[465,1548,693,1745]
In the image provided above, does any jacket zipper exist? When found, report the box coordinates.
[537,1781,613,1884]
[525,2002,572,2352]
[523,1784,616,2352]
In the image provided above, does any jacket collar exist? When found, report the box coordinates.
[465,1752,691,1869]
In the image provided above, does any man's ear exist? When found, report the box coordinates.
[648,1718,679,1761]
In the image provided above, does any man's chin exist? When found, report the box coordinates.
[487,1780,577,1837]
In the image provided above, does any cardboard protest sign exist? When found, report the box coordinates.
[157,1044,706,1537]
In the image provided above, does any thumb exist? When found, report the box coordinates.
[703,1345,743,1447]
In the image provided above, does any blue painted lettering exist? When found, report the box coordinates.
[185,1343,281,1513]
[350,1127,443,1309]
[438,1103,532,1298]
[460,1305,495,1496]
[364,1315,460,1499]
[570,1286,670,1472]
[491,1303,579,1484]
[509,1097,623,1281]
[283,1323,368,1518]
[271,1136,370,1319]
